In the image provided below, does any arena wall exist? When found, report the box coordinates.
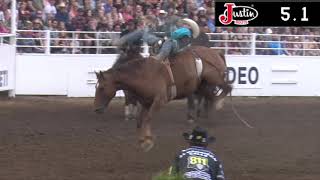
[0,44,15,92]
[14,54,320,97]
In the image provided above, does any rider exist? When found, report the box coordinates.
[114,17,200,61]
[169,126,226,180]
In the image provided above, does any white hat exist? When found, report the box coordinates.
[159,10,167,14]
[198,7,206,11]
[265,28,273,34]
[58,2,66,7]
[0,12,4,22]
[180,18,200,38]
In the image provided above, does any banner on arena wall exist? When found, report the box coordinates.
[0,45,15,91]
[227,63,261,89]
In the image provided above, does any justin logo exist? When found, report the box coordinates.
[219,3,258,25]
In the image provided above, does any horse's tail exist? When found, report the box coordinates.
[206,49,253,128]
[229,89,254,128]
[217,51,253,128]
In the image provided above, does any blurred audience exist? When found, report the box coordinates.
[0,0,318,55]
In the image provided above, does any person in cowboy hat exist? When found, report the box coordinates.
[169,126,225,180]
[152,18,200,61]
[113,17,200,61]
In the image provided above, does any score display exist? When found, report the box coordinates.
[215,0,320,26]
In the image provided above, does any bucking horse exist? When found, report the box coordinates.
[94,44,232,151]
[117,29,222,123]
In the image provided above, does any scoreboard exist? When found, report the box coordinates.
[215,0,320,26]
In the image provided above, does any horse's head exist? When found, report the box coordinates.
[94,71,117,114]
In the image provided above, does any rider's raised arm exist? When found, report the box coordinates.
[114,29,161,47]
[114,29,144,46]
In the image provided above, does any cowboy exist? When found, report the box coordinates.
[153,18,200,61]
[114,18,200,61]
[169,126,225,180]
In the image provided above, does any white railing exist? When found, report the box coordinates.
[0,33,16,45]
[15,30,320,56]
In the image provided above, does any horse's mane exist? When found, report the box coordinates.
[112,44,143,68]
[192,31,210,47]
[113,58,148,75]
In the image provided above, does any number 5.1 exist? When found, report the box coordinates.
[281,7,290,21]
[301,7,308,21]
[281,7,309,22]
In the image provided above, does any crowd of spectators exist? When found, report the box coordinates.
[0,0,319,55]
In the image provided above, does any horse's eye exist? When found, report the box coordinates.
[95,82,104,90]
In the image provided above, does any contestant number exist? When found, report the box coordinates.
[281,7,309,22]
[188,156,208,165]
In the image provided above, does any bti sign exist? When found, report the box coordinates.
[227,65,261,88]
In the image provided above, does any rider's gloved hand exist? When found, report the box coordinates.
[157,39,163,46]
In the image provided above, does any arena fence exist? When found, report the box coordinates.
[15,30,320,56]
[5,31,320,97]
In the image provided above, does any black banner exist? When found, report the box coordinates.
[215,1,320,26]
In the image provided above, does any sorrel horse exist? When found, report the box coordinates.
[115,39,212,123]
[114,33,213,122]
[94,45,232,151]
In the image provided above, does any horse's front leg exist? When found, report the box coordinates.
[124,90,139,121]
[124,90,131,121]
[138,95,166,152]
[137,106,154,152]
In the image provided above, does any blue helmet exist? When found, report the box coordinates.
[171,27,192,40]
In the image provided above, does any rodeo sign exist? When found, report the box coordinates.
[227,64,261,89]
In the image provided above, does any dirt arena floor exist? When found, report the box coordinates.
[0,96,320,180]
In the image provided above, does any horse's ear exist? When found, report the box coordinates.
[99,71,105,80]
[95,71,99,78]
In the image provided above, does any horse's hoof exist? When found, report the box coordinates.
[140,138,154,152]
[215,99,225,111]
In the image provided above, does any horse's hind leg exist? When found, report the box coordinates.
[214,83,232,110]
[201,95,211,118]
[202,72,232,111]
[194,83,215,118]
[187,94,198,123]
